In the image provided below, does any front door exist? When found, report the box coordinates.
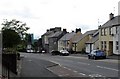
[109,41,113,55]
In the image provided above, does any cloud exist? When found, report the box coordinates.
[0,0,119,39]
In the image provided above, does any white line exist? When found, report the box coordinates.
[73,70,78,73]
[49,60,61,66]
[64,67,72,70]
[58,75,63,77]
[97,65,119,71]
[67,68,71,71]
[79,73,86,76]
[63,67,67,69]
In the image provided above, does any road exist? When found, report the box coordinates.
[20,53,119,78]
[20,53,59,77]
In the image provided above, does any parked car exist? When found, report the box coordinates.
[26,49,34,53]
[88,50,106,60]
[60,50,69,56]
[51,50,60,55]
[42,50,45,53]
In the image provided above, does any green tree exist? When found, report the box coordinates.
[2,29,21,48]
[2,19,29,40]
[1,19,30,52]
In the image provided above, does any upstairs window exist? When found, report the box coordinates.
[109,27,113,35]
[116,41,119,50]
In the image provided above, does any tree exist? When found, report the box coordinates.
[2,29,21,48]
[2,19,29,40]
[1,19,30,52]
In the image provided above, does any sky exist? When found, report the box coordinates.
[0,0,119,39]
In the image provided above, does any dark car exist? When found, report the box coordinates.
[88,50,106,60]
[60,50,69,56]
[51,50,60,55]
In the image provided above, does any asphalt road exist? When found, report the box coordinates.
[20,53,59,78]
[20,53,119,78]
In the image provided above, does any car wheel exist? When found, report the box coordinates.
[88,56,91,59]
[93,56,96,60]
[103,56,106,59]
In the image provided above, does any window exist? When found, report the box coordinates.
[109,27,112,35]
[101,41,103,49]
[104,28,107,36]
[101,29,104,36]
[116,27,118,34]
[116,41,119,50]
[104,41,106,49]
[101,29,102,36]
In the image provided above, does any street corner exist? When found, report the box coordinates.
[46,65,86,77]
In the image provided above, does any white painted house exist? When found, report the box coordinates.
[85,30,99,53]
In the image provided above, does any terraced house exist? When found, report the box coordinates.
[99,13,120,56]
[72,30,97,53]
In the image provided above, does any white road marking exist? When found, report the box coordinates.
[49,60,61,66]
[62,66,72,71]
[89,74,104,77]
[97,65,119,71]
[73,70,78,73]
[67,68,71,71]
[63,67,67,68]
[79,73,86,76]
[58,75,63,77]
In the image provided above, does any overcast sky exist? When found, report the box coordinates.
[0,0,119,39]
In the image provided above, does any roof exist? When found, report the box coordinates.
[59,32,76,41]
[86,34,99,44]
[49,31,63,38]
[42,31,54,36]
[72,30,97,43]
[100,15,120,28]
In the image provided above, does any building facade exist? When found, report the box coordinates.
[72,30,97,53]
[99,13,120,55]
[85,30,99,53]
[48,29,67,53]
[41,27,62,53]
[58,32,76,51]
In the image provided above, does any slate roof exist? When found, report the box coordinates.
[86,34,99,44]
[72,30,97,43]
[49,31,63,38]
[100,15,120,28]
[59,32,76,41]
[42,31,53,36]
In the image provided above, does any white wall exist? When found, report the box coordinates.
[113,26,119,55]
[86,44,90,53]
[118,26,120,55]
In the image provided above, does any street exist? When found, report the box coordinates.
[20,53,119,78]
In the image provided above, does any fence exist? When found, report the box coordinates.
[2,54,17,79]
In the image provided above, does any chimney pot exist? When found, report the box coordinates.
[76,28,81,33]
[109,13,114,20]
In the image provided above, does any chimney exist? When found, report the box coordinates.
[47,29,49,32]
[76,28,81,33]
[63,29,67,32]
[72,30,74,32]
[109,13,114,20]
